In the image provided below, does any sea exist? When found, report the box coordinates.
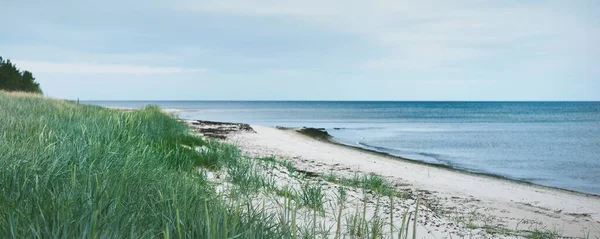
[86,101,600,195]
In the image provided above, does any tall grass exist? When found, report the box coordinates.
[0,92,281,238]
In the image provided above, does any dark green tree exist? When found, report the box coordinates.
[0,56,42,93]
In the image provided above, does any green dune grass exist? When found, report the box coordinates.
[0,92,280,238]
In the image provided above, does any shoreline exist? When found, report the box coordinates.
[107,104,598,197]
[328,132,600,198]
[292,126,600,198]
[195,121,600,237]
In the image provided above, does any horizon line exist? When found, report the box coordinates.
[79,100,600,102]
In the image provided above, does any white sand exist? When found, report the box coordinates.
[227,125,600,238]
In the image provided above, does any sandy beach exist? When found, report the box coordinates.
[188,120,600,238]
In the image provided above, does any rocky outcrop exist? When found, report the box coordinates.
[188,120,255,139]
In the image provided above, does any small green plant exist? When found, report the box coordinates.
[335,186,347,238]
[227,158,267,194]
[258,155,278,163]
[299,182,325,211]
[323,172,339,183]
[465,220,478,229]
[275,186,299,201]
[323,173,406,198]
[257,155,296,173]
[524,225,560,239]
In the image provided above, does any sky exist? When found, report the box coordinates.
[1,0,599,100]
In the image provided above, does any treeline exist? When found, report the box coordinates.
[0,56,42,93]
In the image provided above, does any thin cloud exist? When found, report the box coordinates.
[13,60,206,74]
[1,0,597,100]
[174,0,598,70]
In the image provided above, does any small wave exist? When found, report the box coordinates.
[353,141,508,178]
[357,142,390,151]
[416,152,454,165]
[356,142,449,165]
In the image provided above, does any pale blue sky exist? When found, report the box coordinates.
[1,0,598,100]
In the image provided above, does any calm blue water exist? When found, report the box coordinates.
[87,101,600,195]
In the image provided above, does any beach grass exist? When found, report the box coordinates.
[323,173,407,198]
[298,182,325,212]
[0,91,285,238]
[258,155,296,173]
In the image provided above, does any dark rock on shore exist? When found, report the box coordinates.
[296,127,332,141]
[188,120,255,139]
